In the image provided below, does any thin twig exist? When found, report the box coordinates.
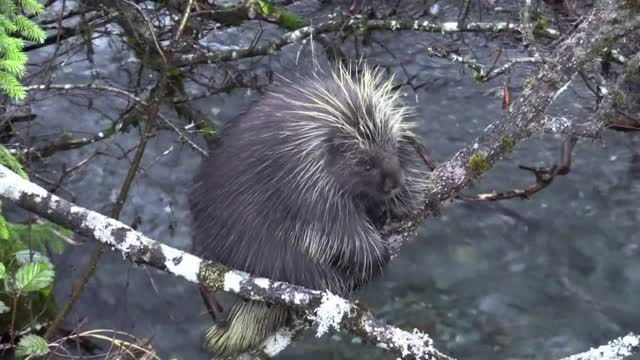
[465,136,577,201]
[43,15,174,340]
[25,83,208,157]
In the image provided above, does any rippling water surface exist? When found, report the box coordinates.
[18,1,640,359]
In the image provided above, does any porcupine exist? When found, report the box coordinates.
[189,63,430,357]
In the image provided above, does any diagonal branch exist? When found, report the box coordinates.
[381,0,640,255]
[465,50,640,202]
[558,333,640,360]
[0,164,452,360]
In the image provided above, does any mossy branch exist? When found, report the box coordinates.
[205,0,305,30]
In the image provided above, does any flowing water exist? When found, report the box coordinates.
[11,0,640,359]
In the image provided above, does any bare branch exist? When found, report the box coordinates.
[467,136,576,201]
[426,47,546,82]
[24,83,208,157]
[177,18,558,66]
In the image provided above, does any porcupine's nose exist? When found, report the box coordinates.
[381,156,404,196]
[382,172,403,196]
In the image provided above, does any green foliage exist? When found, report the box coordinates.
[468,154,490,175]
[13,15,46,41]
[16,0,45,14]
[0,0,46,100]
[623,0,640,11]
[15,249,53,267]
[1,250,58,340]
[501,136,515,154]
[0,165,66,340]
[254,0,274,17]
[1,250,57,346]
[252,0,304,30]
[0,214,9,240]
[532,17,550,33]
[168,66,186,93]
[277,10,305,30]
[0,69,26,99]
[15,334,49,358]
[200,121,217,143]
[15,261,54,293]
[0,144,71,258]
[1,226,66,273]
[0,144,28,179]
[0,74,61,352]
[7,222,69,255]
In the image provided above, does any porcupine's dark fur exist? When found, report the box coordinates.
[189,63,430,357]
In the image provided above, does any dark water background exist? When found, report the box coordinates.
[12,0,640,359]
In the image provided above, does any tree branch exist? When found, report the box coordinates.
[23,83,208,157]
[0,164,451,360]
[558,333,640,360]
[426,47,546,82]
[176,18,558,66]
[381,0,640,251]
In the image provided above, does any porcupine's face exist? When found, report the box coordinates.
[328,138,407,204]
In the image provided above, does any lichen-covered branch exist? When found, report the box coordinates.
[520,0,541,58]
[536,50,640,138]
[381,0,640,249]
[558,333,640,360]
[426,47,546,82]
[0,165,203,281]
[0,164,451,360]
[536,115,603,138]
[465,136,576,201]
[466,50,640,202]
[177,18,558,66]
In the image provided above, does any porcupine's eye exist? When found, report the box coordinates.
[363,160,374,172]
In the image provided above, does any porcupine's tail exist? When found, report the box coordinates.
[205,299,291,357]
